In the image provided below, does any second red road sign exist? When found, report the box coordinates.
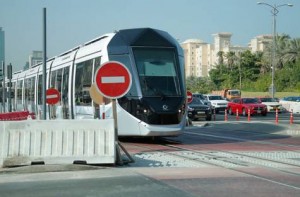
[187,91,193,103]
[94,61,132,99]
[46,88,60,105]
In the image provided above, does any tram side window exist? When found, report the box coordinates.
[16,80,22,105]
[38,75,42,105]
[56,69,62,94]
[62,67,70,119]
[11,82,16,110]
[94,57,101,74]
[75,59,93,106]
[49,68,63,104]
[24,77,35,111]
[50,70,56,88]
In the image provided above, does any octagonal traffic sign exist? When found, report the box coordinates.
[94,61,132,99]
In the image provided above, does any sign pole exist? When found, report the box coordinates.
[113,99,123,165]
[94,61,134,165]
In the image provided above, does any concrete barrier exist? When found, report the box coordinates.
[0,119,115,167]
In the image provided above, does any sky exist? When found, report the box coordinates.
[0,0,299,71]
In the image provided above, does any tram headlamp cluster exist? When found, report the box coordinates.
[136,104,150,115]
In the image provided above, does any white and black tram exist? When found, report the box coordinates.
[7,28,187,136]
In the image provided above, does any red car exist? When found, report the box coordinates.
[227,98,267,116]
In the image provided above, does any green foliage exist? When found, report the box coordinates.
[186,76,216,93]
[187,36,300,93]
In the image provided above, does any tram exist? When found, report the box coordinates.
[6,28,187,136]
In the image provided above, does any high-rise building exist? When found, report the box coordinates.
[29,50,43,68]
[0,27,4,65]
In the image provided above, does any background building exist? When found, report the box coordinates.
[181,33,271,78]
[0,27,4,65]
[29,50,43,68]
[249,34,272,52]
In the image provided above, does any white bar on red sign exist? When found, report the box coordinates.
[101,76,125,83]
[46,95,59,99]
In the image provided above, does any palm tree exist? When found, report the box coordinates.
[275,34,290,69]
[283,38,300,64]
[263,34,290,70]
[217,51,224,65]
[225,51,237,71]
[254,51,270,74]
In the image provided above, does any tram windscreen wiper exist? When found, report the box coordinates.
[149,60,166,65]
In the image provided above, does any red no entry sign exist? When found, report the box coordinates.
[187,91,193,103]
[46,88,60,105]
[95,61,132,99]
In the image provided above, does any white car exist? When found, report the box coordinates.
[256,97,284,112]
[279,96,300,114]
[203,94,228,113]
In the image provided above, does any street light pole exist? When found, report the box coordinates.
[257,2,293,98]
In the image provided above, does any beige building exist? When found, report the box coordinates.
[181,33,271,78]
[249,34,272,52]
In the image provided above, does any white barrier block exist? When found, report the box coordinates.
[0,119,115,167]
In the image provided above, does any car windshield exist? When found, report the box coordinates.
[260,98,277,102]
[190,97,205,105]
[208,96,223,100]
[242,98,258,104]
[193,94,205,100]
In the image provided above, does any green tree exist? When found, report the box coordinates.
[283,38,300,64]
[217,51,224,65]
[186,76,216,93]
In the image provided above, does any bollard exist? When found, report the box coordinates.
[275,108,279,124]
[236,108,239,121]
[225,109,228,121]
[248,108,251,122]
[213,108,216,121]
[102,103,105,119]
[290,109,294,124]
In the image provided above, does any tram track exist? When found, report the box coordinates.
[181,130,300,169]
[124,140,300,190]
[122,129,300,190]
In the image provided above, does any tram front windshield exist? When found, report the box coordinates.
[133,48,181,97]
